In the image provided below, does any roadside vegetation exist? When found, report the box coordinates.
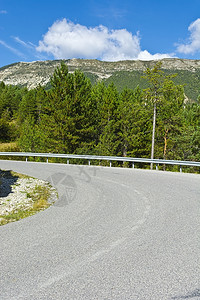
[0,62,199,172]
[0,170,55,226]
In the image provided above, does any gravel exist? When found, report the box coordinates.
[0,173,57,217]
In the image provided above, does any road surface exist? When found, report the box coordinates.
[0,160,199,300]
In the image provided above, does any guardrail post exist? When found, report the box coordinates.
[180,166,182,172]
[110,161,112,167]
[156,164,158,171]
[47,157,48,163]
[26,157,28,162]
[67,159,69,164]
[88,160,90,166]
[132,162,134,169]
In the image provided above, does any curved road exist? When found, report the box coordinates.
[0,160,199,300]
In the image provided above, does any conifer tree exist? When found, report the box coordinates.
[97,82,120,156]
[143,62,185,166]
[155,78,185,161]
[18,89,37,124]
[143,61,164,167]
[38,62,76,153]
[37,63,94,153]
[118,87,135,157]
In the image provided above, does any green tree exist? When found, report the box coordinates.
[18,89,37,124]
[118,88,135,157]
[143,61,165,167]
[155,79,185,161]
[143,62,185,166]
[90,81,106,149]
[35,63,94,153]
[117,86,150,159]
[0,117,11,142]
[72,70,96,153]
[182,99,200,162]
[97,82,120,156]
[18,116,40,152]
[39,63,76,153]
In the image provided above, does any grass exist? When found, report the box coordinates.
[0,141,19,152]
[31,185,51,210]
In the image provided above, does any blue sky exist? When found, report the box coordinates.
[0,0,200,67]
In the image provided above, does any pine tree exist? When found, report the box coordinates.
[155,79,185,160]
[143,62,185,165]
[143,61,164,167]
[97,83,120,156]
[18,89,37,124]
[37,63,94,153]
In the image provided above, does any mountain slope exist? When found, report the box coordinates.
[0,58,200,101]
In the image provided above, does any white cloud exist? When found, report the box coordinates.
[13,36,36,49]
[0,10,7,14]
[12,36,47,60]
[37,19,171,61]
[0,39,25,57]
[137,50,172,61]
[176,18,200,54]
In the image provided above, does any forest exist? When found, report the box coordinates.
[0,61,199,171]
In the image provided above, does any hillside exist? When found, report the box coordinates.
[0,58,200,101]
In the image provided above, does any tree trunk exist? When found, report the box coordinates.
[151,102,156,170]
[163,129,169,171]
[163,129,169,159]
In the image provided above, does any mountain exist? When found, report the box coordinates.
[0,58,200,101]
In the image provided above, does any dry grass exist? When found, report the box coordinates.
[0,142,20,152]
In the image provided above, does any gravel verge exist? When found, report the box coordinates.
[0,170,58,224]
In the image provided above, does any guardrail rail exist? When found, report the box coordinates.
[0,152,200,172]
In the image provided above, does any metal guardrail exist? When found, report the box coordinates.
[0,152,200,172]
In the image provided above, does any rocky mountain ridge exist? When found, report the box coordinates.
[0,58,200,92]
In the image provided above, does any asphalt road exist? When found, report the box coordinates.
[0,160,199,300]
